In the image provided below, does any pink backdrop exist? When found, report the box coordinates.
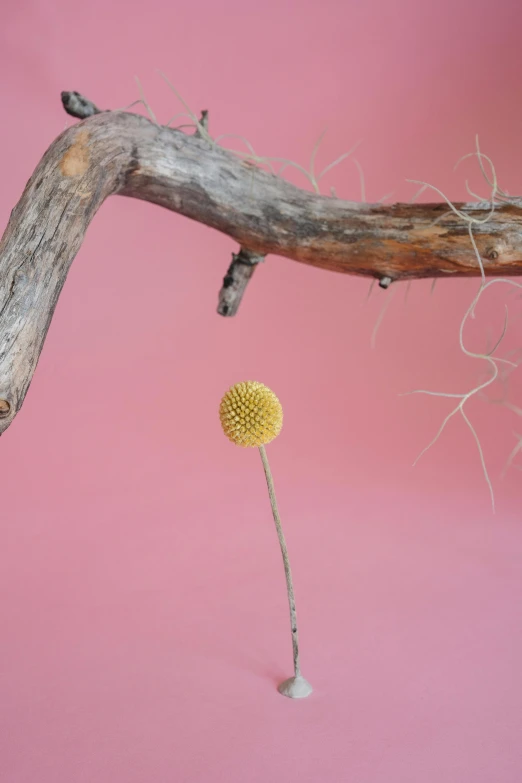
[2,1,522,781]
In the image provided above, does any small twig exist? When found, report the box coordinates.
[371,285,397,349]
[502,432,522,478]
[195,110,209,138]
[217,248,265,316]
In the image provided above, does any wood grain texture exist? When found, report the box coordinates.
[1,107,522,435]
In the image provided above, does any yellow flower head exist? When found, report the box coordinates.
[220,381,283,447]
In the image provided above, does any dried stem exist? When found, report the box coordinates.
[258,444,311,696]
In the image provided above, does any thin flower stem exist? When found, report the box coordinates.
[258,444,301,678]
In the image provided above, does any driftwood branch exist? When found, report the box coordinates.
[1,93,522,435]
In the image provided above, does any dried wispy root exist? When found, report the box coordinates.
[365,279,377,302]
[403,138,522,510]
[135,73,372,197]
[504,432,522,476]
[128,73,363,196]
[124,75,370,205]
[134,77,159,126]
[217,133,362,195]
[157,71,213,143]
[371,286,396,349]
[476,350,522,476]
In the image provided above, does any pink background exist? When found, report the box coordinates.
[2,1,522,781]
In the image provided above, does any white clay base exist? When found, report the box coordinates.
[277,675,313,699]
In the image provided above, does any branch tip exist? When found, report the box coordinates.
[195,110,209,137]
[61,91,102,119]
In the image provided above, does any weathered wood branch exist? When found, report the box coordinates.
[1,95,522,436]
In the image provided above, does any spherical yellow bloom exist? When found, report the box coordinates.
[219,381,283,447]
